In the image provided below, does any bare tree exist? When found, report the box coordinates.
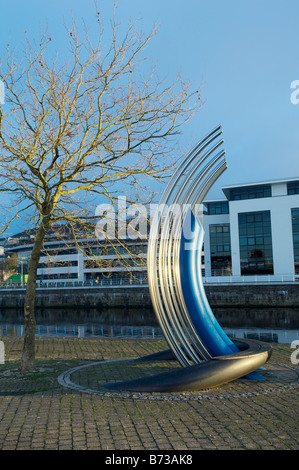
[0,11,201,370]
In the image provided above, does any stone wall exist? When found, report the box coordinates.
[0,283,298,309]
[204,284,299,308]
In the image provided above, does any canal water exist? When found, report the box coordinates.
[0,307,298,344]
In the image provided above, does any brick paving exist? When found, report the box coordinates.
[0,336,298,450]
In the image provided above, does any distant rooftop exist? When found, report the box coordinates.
[222,176,299,200]
[222,175,298,191]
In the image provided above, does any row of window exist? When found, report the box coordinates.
[205,201,229,215]
[36,271,148,282]
[15,243,148,260]
[36,273,78,280]
[84,257,146,269]
[38,260,78,269]
[85,244,147,257]
[230,185,271,201]
[205,182,299,208]
[41,247,78,256]
[230,182,299,200]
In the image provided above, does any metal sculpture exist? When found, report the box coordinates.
[103,126,272,392]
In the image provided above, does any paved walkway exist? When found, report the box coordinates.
[0,336,298,450]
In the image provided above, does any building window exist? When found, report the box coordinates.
[84,243,147,257]
[238,211,273,275]
[288,182,299,195]
[291,208,299,274]
[36,273,78,280]
[209,224,232,275]
[84,271,147,283]
[230,185,271,201]
[41,247,78,256]
[205,201,229,215]
[17,251,31,275]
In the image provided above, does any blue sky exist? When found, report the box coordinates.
[1,0,298,205]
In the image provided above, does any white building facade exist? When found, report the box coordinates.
[203,177,299,281]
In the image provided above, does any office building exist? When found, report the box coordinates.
[203,177,299,280]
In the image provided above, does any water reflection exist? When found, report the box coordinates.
[0,307,298,343]
[214,307,298,329]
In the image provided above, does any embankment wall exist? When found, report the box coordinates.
[0,283,298,309]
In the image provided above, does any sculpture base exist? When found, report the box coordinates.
[101,338,272,393]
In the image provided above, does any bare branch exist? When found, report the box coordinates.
[0,6,202,370]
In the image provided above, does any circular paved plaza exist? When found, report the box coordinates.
[0,337,298,450]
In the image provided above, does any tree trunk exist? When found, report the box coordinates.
[20,219,50,371]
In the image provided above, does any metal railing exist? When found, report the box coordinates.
[203,273,299,285]
[0,273,298,290]
[0,323,163,339]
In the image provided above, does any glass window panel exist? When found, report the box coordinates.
[209,224,231,275]
[238,210,273,275]
[288,182,299,195]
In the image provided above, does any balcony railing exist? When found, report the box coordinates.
[0,277,149,289]
[203,273,299,285]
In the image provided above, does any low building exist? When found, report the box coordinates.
[5,235,148,285]
[3,176,299,285]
